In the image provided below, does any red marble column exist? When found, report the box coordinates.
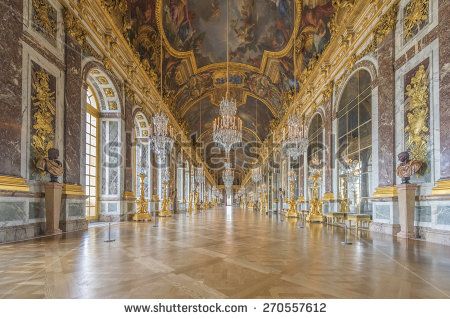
[376,31,396,186]
[439,0,450,179]
[63,35,83,185]
[123,90,134,194]
[323,100,333,193]
[0,0,23,176]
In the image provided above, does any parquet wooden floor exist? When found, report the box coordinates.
[1,208,450,298]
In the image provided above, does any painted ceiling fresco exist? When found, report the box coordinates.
[162,0,294,68]
[121,0,336,184]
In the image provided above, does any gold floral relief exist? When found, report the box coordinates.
[404,64,429,163]
[403,0,429,42]
[104,88,115,97]
[64,9,86,46]
[108,101,118,110]
[31,69,56,170]
[32,0,57,41]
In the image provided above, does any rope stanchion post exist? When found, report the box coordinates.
[104,222,115,243]
[341,222,352,245]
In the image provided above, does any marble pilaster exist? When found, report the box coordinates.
[123,91,134,194]
[323,100,333,194]
[63,35,83,185]
[438,0,450,179]
[376,31,396,187]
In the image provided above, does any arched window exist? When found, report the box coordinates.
[337,69,372,215]
[84,67,122,222]
[134,112,151,201]
[85,85,99,221]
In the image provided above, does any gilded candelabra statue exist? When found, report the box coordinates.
[259,188,268,215]
[159,180,172,217]
[133,173,151,222]
[339,175,350,214]
[286,178,299,218]
[306,170,325,223]
[188,191,194,214]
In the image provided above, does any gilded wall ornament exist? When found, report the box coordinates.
[64,9,86,46]
[404,65,429,163]
[403,0,429,41]
[32,0,57,40]
[32,69,56,171]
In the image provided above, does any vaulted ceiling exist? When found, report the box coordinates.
[122,0,335,184]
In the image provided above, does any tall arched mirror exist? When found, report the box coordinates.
[337,69,373,215]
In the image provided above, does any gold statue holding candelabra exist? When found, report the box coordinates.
[259,184,268,215]
[286,170,299,218]
[306,169,325,223]
[133,173,152,222]
[158,166,172,217]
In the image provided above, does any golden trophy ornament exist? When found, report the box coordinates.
[133,173,152,222]
[306,170,325,223]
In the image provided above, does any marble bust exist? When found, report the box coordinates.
[396,151,423,184]
[36,148,64,183]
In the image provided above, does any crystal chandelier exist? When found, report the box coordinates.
[149,112,174,163]
[222,162,234,189]
[212,0,242,155]
[282,113,308,159]
[251,167,262,184]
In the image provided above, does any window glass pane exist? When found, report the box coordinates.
[359,122,372,149]
[338,116,346,138]
[359,95,372,124]
[359,70,371,92]
[348,106,358,132]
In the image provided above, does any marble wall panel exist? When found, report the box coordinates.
[374,204,391,220]
[0,0,23,176]
[437,206,450,225]
[415,206,432,223]
[0,202,27,223]
[29,201,45,219]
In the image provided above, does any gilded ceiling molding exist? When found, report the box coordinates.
[330,0,356,35]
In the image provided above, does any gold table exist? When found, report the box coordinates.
[347,214,371,230]
[325,212,348,225]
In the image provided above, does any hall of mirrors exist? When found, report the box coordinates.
[1,0,450,299]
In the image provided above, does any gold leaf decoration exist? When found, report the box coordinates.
[403,0,429,41]
[64,9,86,46]
[32,69,56,169]
[32,0,57,40]
[405,65,429,163]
